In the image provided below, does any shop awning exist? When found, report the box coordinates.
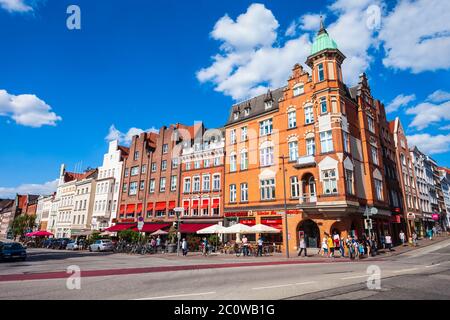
[126,204,135,214]
[211,199,220,209]
[183,201,190,209]
[136,203,143,213]
[201,199,209,209]
[168,201,176,210]
[180,223,214,233]
[155,202,166,211]
[119,205,125,215]
[192,200,199,209]
[140,223,171,233]
[105,223,136,232]
[147,202,153,211]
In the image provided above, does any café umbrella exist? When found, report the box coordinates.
[250,224,280,234]
[151,229,169,236]
[220,223,253,234]
[25,231,53,237]
[196,224,227,234]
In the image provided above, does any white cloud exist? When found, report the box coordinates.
[428,90,450,103]
[0,89,61,127]
[105,124,158,145]
[407,133,450,155]
[300,14,325,31]
[0,179,58,199]
[385,93,416,113]
[379,0,450,73]
[0,0,32,12]
[405,100,450,130]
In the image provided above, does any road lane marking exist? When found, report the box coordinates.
[392,268,418,273]
[252,281,315,290]
[425,263,441,268]
[135,291,216,300]
[340,274,368,280]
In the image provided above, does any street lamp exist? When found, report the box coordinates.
[279,155,290,258]
[174,207,183,256]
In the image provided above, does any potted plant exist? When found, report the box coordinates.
[166,225,178,253]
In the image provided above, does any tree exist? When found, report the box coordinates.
[117,229,140,243]
[12,214,36,238]
[167,225,177,244]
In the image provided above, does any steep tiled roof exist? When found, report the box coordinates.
[118,145,129,155]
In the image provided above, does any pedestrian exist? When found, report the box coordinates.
[346,235,354,259]
[432,226,437,237]
[412,232,418,246]
[385,234,393,251]
[399,230,406,246]
[339,237,345,257]
[257,237,264,257]
[181,238,188,256]
[298,236,307,257]
[353,239,360,260]
[380,234,386,249]
[427,228,433,240]
[327,235,335,258]
[150,237,156,253]
[156,236,161,252]
[321,236,328,257]
[242,235,249,256]
[202,237,209,255]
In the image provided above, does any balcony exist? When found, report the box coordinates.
[294,155,316,169]
[299,193,317,205]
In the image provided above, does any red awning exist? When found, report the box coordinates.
[126,204,135,214]
[192,200,199,208]
[119,205,125,214]
[183,201,190,209]
[155,202,166,211]
[180,223,214,233]
[201,199,209,209]
[168,201,176,210]
[211,199,220,209]
[147,202,153,211]
[137,203,143,213]
[141,223,171,233]
[105,223,136,232]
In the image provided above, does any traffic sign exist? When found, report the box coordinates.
[370,207,378,215]
[364,219,373,230]
[174,207,184,212]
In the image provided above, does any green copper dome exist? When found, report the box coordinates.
[310,19,338,55]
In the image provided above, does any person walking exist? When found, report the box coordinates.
[242,235,249,256]
[181,238,188,256]
[150,237,157,253]
[327,235,335,258]
[353,239,360,260]
[346,235,354,259]
[202,237,209,256]
[399,230,406,246]
[257,237,263,257]
[321,236,328,257]
[298,236,307,257]
[156,236,161,252]
[412,232,418,247]
[339,237,345,257]
[385,234,393,251]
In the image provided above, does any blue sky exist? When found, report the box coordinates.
[0,0,449,197]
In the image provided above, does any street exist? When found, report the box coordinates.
[1,237,449,300]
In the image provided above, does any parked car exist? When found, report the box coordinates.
[66,240,79,250]
[42,238,57,248]
[89,239,114,252]
[51,238,71,250]
[0,242,27,261]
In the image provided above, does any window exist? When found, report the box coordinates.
[124,168,129,177]
[159,177,166,192]
[400,154,406,166]
[304,105,314,124]
[230,129,236,144]
[343,132,350,153]
[139,180,145,191]
[162,144,168,154]
[229,184,237,203]
[322,169,337,195]
[290,176,300,198]
[374,179,383,201]
[172,158,178,169]
[214,156,221,166]
[306,138,316,156]
[203,175,210,191]
[264,100,273,109]
[141,165,147,174]
[233,112,239,120]
[134,151,139,160]
[293,83,304,96]
[259,119,273,136]
[131,166,139,176]
[151,162,157,172]
[241,183,248,202]
[260,178,275,200]
[260,146,274,166]
[230,154,237,172]
[213,174,221,190]
[194,160,201,169]
[170,175,177,191]
[162,160,167,171]
[240,150,248,170]
[193,176,200,192]
[371,146,379,165]
[320,97,327,114]
[204,159,210,168]
[241,126,248,141]
[244,108,250,116]
[367,116,375,133]
[183,178,191,193]
[320,131,334,153]
[149,179,155,193]
[129,182,138,195]
[288,141,299,162]
[288,110,297,129]
[122,183,128,193]
[345,169,354,195]
[318,63,324,82]
[185,162,191,170]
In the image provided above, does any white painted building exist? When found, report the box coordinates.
[91,140,128,230]
[36,194,54,231]
[72,172,97,235]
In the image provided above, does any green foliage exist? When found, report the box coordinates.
[208,234,219,245]
[167,225,177,244]
[117,229,140,243]
[187,234,201,251]
[12,214,36,238]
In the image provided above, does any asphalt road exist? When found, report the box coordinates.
[1,239,449,300]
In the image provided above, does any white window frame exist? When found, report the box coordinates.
[320,130,334,153]
[288,110,297,129]
[240,183,248,202]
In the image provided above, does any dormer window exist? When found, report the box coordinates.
[293,83,304,96]
[244,108,250,116]
[264,101,273,110]
[233,112,239,120]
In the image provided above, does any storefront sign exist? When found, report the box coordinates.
[406,212,415,220]
[261,218,282,225]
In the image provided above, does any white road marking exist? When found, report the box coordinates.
[135,291,216,300]
[341,274,368,280]
[392,268,418,273]
[252,281,315,290]
[425,264,441,268]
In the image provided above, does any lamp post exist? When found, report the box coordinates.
[174,207,183,256]
[280,155,290,258]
